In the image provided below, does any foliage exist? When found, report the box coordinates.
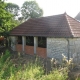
[21,1,43,20]
[62,54,73,70]
[41,68,68,80]
[0,0,43,37]
[0,0,44,46]
[0,0,12,33]
[5,3,20,18]
[0,1,20,47]
[0,50,68,80]
[0,0,20,38]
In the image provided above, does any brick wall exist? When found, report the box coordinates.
[25,45,34,55]
[16,44,46,58]
[16,44,22,52]
[37,47,46,58]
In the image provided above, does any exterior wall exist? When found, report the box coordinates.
[15,36,46,58]
[16,44,46,58]
[37,47,46,58]
[47,38,80,63]
[25,46,46,58]
[69,38,80,63]
[25,45,34,55]
[47,38,68,61]
[16,44,22,52]
[16,45,34,55]
[11,36,17,51]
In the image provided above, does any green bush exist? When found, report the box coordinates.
[0,50,68,80]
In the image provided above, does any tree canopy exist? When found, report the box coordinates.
[21,1,43,20]
[0,0,12,33]
[0,0,20,37]
[5,3,20,18]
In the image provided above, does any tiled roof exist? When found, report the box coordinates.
[10,13,80,37]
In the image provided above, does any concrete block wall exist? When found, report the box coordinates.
[69,38,80,63]
[47,38,80,63]
[47,38,68,61]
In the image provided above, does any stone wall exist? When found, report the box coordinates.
[69,38,80,63]
[47,38,68,62]
[47,38,80,63]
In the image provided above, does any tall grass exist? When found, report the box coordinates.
[0,50,69,80]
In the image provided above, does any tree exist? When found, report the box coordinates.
[0,0,20,47]
[0,0,12,33]
[5,3,20,18]
[21,1,43,20]
[0,1,20,33]
[0,0,12,46]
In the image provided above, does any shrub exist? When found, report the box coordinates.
[0,50,68,80]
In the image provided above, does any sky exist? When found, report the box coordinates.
[6,0,80,18]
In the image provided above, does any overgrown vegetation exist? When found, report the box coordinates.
[0,50,69,80]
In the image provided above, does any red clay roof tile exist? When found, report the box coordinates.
[10,13,80,37]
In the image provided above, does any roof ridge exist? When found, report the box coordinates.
[65,14,74,37]
[67,14,80,24]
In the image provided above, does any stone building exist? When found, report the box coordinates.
[10,13,80,63]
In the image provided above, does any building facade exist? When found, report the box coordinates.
[10,13,80,63]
